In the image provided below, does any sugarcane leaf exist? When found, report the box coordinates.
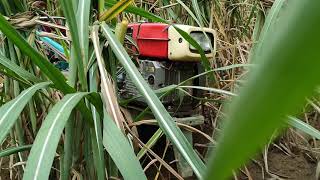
[92,25,125,131]
[0,145,32,158]
[88,30,106,180]
[99,0,133,22]
[60,0,87,89]
[0,67,31,86]
[180,85,236,97]
[137,128,163,160]
[102,110,147,180]
[105,0,166,23]
[191,0,204,26]
[162,0,180,22]
[23,92,90,180]
[206,1,320,179]
[90,111,106,180]
[288,116,320,140]
[248,11,264,62]
[250,0,287,63]
[77,0,91,69]
[101,23,206,179]
[176,0,202,27]
[0,52,42,83]
[0,82,50,144]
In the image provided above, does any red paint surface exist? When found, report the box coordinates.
[128,23,169,59]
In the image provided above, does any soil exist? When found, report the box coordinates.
[242,149,316,180]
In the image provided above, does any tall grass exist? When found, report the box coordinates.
[0,0,320,179]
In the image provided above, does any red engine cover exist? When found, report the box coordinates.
[128,23,169,59]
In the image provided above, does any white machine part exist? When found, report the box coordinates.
[168,25,217,62]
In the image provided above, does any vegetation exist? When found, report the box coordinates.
[1,0,320,179]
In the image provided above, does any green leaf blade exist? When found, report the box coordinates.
[0,145,32,158]
[0,82,50,144]
[206,1,320,179]
[76,0,91,68]
[23,92,89,180]
[288,117,320,140]
[251,0,287,63]
[60,0,87,89]
[103,111,147,180]
[0,52,42,83]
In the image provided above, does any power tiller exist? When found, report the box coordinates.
[118,23,216,177]
[119,23,216,115]
[38,22,216,178]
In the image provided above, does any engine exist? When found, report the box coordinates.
[118,23,216,116]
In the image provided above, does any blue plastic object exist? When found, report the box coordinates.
[36,31,67,55]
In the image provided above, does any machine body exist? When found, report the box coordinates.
[118,23,216,116]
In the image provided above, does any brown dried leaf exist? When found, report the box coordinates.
[92,25,125,131]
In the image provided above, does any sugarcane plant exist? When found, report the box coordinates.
[1,0,320,180]
[0,0,209,179]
